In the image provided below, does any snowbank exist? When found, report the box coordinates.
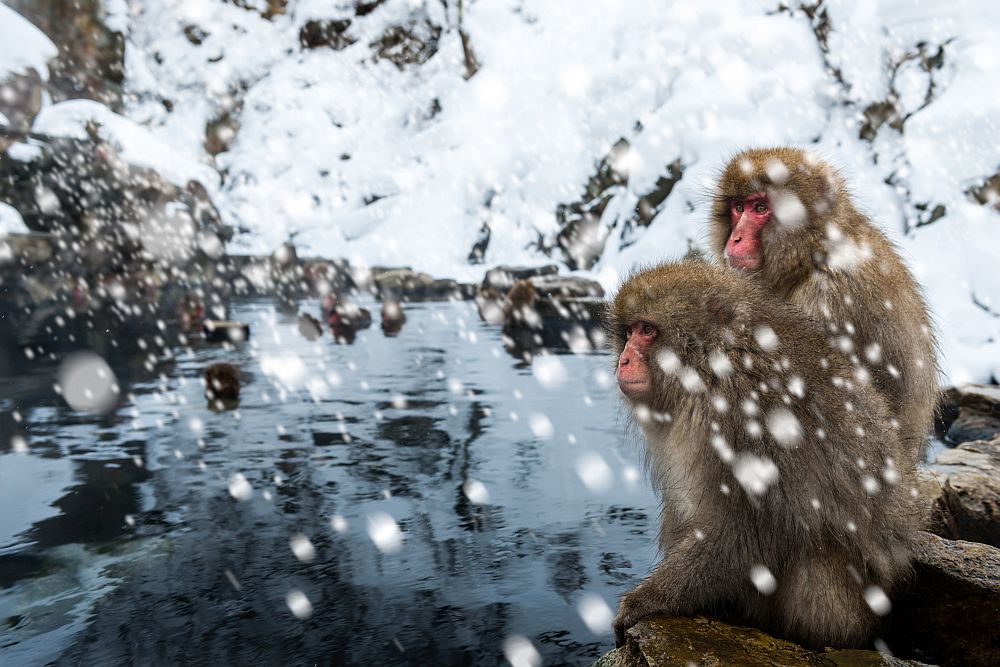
[0,202,29,235]
[30,100,219,189]
[0,4,57,82]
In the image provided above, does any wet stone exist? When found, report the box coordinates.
[945,411,1000,444]
[887,532,1000,667]
[598,616,934,667]
[373,267,473,301]
[593,533,999,667]
[929,436,1000,547]
[528,275,605,300]
[481,264,559,293]
[912,467,959,541]
[203,320,250,343]
[953,384,1000,417]
[944,383,1000,443]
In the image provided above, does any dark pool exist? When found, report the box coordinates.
[0,298,659,666]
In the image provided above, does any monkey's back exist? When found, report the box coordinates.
[613,261,917,582]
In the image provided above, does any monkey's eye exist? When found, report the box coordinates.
[640,322,656,337]
[754,202,767,214]
[734,203,744,213]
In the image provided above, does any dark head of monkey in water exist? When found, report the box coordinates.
[204,362,240,401]
[606,261,918,649]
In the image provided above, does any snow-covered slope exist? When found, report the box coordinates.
[0,4,57,82]
[8,0,1000,383]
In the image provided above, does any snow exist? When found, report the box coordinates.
[0,5,57,82]
[30,100,219,189]
[0,203,29,235]
[0,1,998,382]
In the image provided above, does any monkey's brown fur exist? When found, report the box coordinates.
[204,362,240,400]
[607,261,918,649]
[708,147,938,460]
[500,279,541,352]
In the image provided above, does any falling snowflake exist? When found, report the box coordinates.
[502,635,541,667]
[753,326,779,352]
[750,565,777,594]
[576,453,614,493]
[709,350,733,377]
[733,453,779,495]
[57,352,120,413]
[290,533,316,562]
[864,586,891,616]
[463,479,491,504]
[286,589,313,619]
[577,593,613,633]
[656,349,681,374]
[228,473,253,501]
[528,413,554,439]
[533,355,567,389]
[766,408,802,447]
[367,512,403,554]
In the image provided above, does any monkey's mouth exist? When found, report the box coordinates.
[618,380,650,397]
[726,255,760,271]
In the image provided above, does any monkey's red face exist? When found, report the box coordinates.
[617,321,657,398]
[725,192,770,271]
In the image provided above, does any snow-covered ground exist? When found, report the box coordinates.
[3,0,1000,383]
[0,4,57,82]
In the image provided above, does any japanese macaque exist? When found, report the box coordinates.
[322,294,372,344]
[708,147,938,460]
[380,299,406,337]
[204,362,240,401]
[608,262,918,649]
[176,292,205,333]
[500,279,541,354]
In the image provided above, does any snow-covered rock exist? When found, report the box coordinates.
[0,4,57,82]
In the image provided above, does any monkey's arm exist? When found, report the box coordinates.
[612,528,752,647]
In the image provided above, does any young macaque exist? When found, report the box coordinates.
[500,279,541,355]
[176,292,205,333]
[380,299,406,337]
[322,294,372,344]
[709,147,938,459]
[204,362,240,401]
[608,261,918,649]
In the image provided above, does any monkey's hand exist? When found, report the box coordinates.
[613,586,668,647]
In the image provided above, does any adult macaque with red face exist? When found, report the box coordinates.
[709,147,938,459]
[723,192,771,271]
[608,261,918,649]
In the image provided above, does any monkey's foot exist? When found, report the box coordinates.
[613,591,667,647]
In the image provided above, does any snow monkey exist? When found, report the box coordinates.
[607,261,918,648]
[204,362,241,401]
[708,147,938,460]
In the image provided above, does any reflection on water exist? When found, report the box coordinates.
[0,299,658,666]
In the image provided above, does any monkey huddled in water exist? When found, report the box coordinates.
[608,261,919,648]
[204,362,240,402]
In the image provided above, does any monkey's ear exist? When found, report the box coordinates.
[703,294,746,326]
